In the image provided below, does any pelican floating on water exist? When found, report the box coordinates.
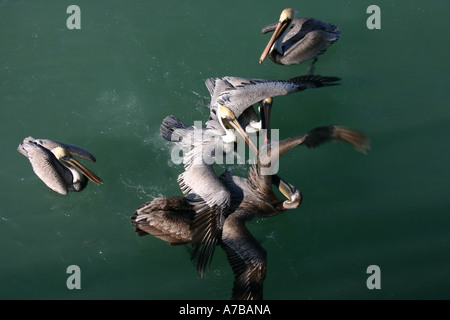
[259,8,341,73]
[18,137,103,195]
[131,125,370,299]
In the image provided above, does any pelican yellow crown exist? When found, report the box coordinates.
[218,105,237,121]
[51,146,70,159]
[279,8,296,22]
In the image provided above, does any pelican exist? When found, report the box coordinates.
[159,75,340,275]
[204,76,265,135]
[160,105,260,276]
[161,104,259,169]
[160,74,340,274]
[17,137,103,195]
[259,8,341,73]
[204,74,340,142]
[132,125,370,299]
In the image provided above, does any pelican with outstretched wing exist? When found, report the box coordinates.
[205,74,340,142]
[132,125,370,299]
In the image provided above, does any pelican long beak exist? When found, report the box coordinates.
[260,97,273,143]
[272,175,302,209]
[259,18,291,64]
[226,117,259,156]
[220,106,259,155]
[275,175,295,200]
[61,155,103,185]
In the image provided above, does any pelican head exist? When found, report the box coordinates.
[279,8,296,22]
[218,105,258,155]
[218,105,237,123]
[259,8,297,64]
[51,146,70,160]
[272,175,302,210]
[51,146,103,185]
[278,177,302,209]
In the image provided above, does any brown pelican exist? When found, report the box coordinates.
[204,75,340,142]
[18,137,103,195]
[259,8,341,73]
[131,125,370,299]
[204,76,265,135]
[160,105,260,276]
[159,75,340,275]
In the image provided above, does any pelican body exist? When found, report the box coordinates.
[131,126,370,299]
[18,137,103,195]
[260,8,340,71]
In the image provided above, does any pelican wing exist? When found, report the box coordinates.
[262,17,337,38]
[18,141,70,195]
[131,197,194,245]
[215,75,340,118]
[205,77,233,101]
[284,18,340,44]
[258,125,370,167]
[189,198,226,277]
[206,76,267,119]
[261,18,307,38]
[220,76,270,88]
[178,163,230,277]
[283,19,341,63]
[261,21,280,34]
[25,137,96,162]
[160,115,232,276]
[206,76,267,103]
[205,77,234,124]
[205,77,217,97]
[206,78,242,127]
[160,115,195,142]
[178,164,230,210]
[28,137,97,162]
[221,215,267,300]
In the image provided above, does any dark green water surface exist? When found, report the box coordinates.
[1,0,449,299]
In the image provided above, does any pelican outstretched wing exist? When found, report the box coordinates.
[178,163,230,277]
[214,75,340,119]
[221,215,267,300]
[161,115,231,276]
[264,125,371,161]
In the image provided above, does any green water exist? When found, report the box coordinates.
[1,0,449,300]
